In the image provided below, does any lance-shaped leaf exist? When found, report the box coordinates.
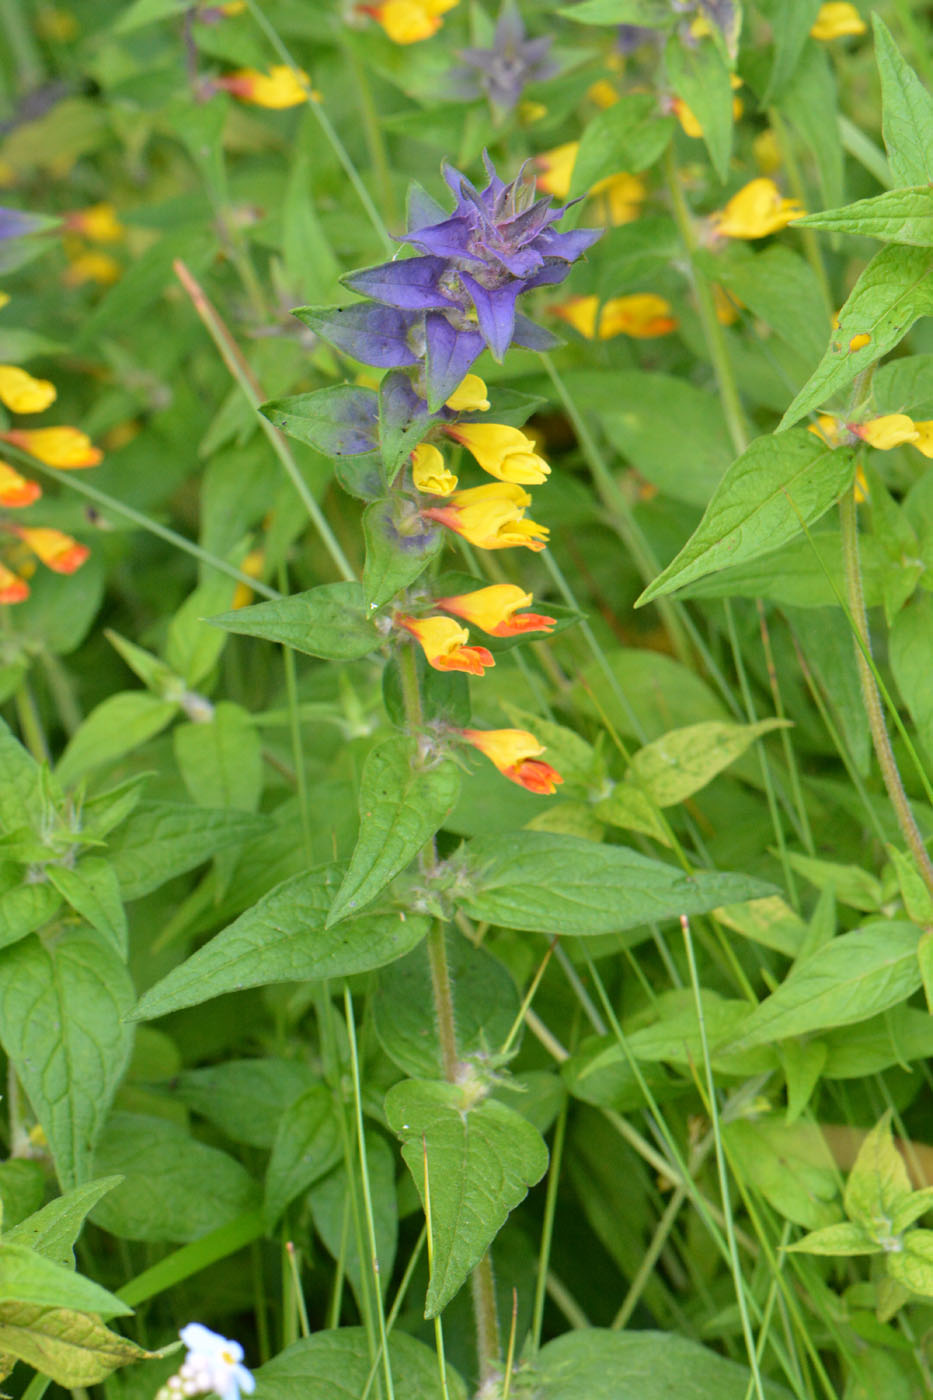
[379,370,435,475]
[571,94,674,193]
[461,831,775,937]
[720,923,922,1051]
[342,255,453,310]
[0,719,42,832]
[0,1243,129,1317]
[665,34,734,181]
[0,1303,154,1386]
[636,431,855,605]
[626,718,790,807]
[0,933,134,1189]
[292,303,420,368]
[362,496,443,606]
[843,1112,912,1233]
[261,385,379,457]
[796,188,933,246]
[211,583,381,662]
[132,864,430,1020]
[384,1079,548,1316]
[327,738,460,926]
[5,1178,123,1267]
[780,245,933,429]
[873,14,933,188]
[45,860,127,960]
[424,315,485,410]
[264,1086,341,1229]
[106,802,269,900]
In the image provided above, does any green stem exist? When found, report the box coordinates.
[426,922,459,1082]
[14,682,48,762]
[173,259,356,584]
[839,488,933,899]
[663,147,749,456]
[0,0,43,91]
[531,1100,568,1351]
[341,35,398,228]
[470,1254,501,1384]
[768,109,834,322]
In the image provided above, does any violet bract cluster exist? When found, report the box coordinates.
[261,155,598,792]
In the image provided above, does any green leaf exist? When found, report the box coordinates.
[885,1230,933,1296]
[251,1329,466,1400]
[759,0,822,99]
[173,702,262,817]
[558,0,674,24]
[593,784,671,846]
[0,883,63,952]
[91,1113,259,1243]
[572,647,729,740]
[844,1112,912,1234]
[0,1243,129,1317]
[722,1118,841,1229]
[264,1086,341,1229]
[796,187,933,245]
[132,865,430,1020]
[362,497,443,607]
[874,353,933,415]
[699,245,830,365]
[327,738,460,926]
[174,1059,316,1149]
[379,370,435,475]
[55,693,180,789]
[462,832,774,937]
[890,594,933,762]
[5,1178,123,1267]
[113,0,188,32]
[0,1162,44,1232]
[164,574,239,686]
[45,860,128,959]
[0,1303,153,1386]
[721,923,923,1050]
[627,718,790,806]
[780,245,933,429]
[777,44,843,208]
[262,386,378,458]
[665,35,734,181]
[373,929,519,1078]
[892,1186,933,1233]
[107,802,269,900]
[0,719,42,832]
[532,1328,794,1399]
[785,852,882,911]
[308,1134,397,1309]
[384,1079,548,1316]
[0,933,134,1189]
[561,1036,680,1112]
[212,583,380,661]
[637,431,855,604]
[873,15,933,188]
[787,1221,881,1255]
[570,95,674,192]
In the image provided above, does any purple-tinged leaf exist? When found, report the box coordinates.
[292,303,420,368]
[460,273,519,361]
[342,256,455,311]
[379,371,436,475]
[512,313,562,351]
[262,385,379,456]
[424,314,485,411]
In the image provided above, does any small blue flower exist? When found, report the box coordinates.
[172,1323,255,1400]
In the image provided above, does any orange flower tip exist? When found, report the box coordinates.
[0,573,29,604]
[396,613,495,676]
[0,482,41,508]
[509,759,564,794]
[460,727,561,792]
[492,612,557,636]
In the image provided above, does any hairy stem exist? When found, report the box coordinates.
[839,487,933,898]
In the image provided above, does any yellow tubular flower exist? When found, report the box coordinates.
[395,614,494,676]
[422,481,549,551]
[587,79,620,109]
[0,561,29,604]
[64,251,122,286]
[854,414,919,450]
[64,203,124,243]
[807,414,846,447]
[412,442,458,495]
[435,584,556,637]
[460,728,563,794]
[810,2,866,38]
[753,129,782,175]
[553,293,677,341]
[445,374,490,413]
[710,179,805,239]
[533,143,579,200]
[0,461,41,507]
[217,65,316,107]
[1,427,102,468]
[232,549,265,610]
[910,422,933,458]
[589,171,646,226]
[0,365,56,414]
[15,526,89,573]
[443,422,550,485]
[366,0,458,43]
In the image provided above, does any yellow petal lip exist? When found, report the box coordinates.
[710,178,805,239]
[445,374,490,413]
[411,442,458,496]
[367,0,459,43]
[435,583,556,636]
[853,414,920,450]
[0,365,57,414]
[552,293,677,341]
[443,422,551,485]
[810,2,866,39]
[217,65,317,107]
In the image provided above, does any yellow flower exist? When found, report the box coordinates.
[232,549,265,610]
[443,422,550,485]
[710,178,804,239]
[810,2,866,39]
[853,464,869,503]
[807,414,847,447]
[0,561,29,603]
[216,65,317,107]
[64,203,124,243]
[854,414,920,450]
[422,481,549,551]
[63,250,122,286]
[395,614,494,676]
[2,426,102,468]
[910,421,933,458]
[552,292,677,340]
[435,584,556,637]
[460,728,563,794]
[412,442,458,495]
[588,79,620,109]
[0,461,41,507]
[445,374,490,413]
[15,526,88,573]
[534,142,579,200]
[753,129,783,175]
[712,283,740,325]
[0,365,56,414]
[589,170,646,226]
[364,0,459,43]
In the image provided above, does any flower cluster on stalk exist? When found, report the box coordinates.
[278,156,600,793]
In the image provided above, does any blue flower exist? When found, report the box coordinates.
[166,1324,255,1400]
